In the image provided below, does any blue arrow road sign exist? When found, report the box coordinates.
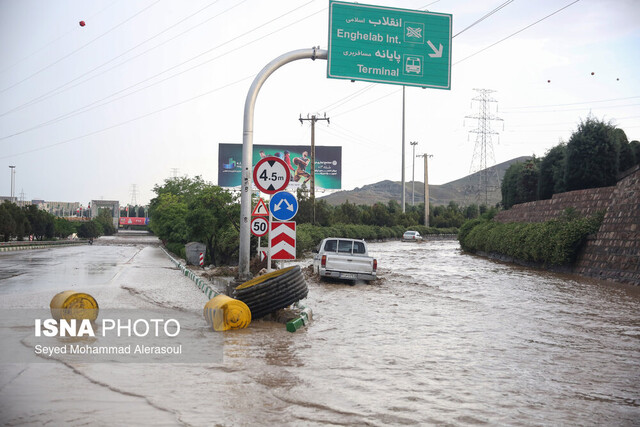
[270,191,298,221]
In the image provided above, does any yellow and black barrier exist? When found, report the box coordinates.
[50,291,99,322]
[203,295,251,331]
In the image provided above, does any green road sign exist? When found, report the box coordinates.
[327,1,452,89]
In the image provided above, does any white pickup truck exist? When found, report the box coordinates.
[312,238,377,282]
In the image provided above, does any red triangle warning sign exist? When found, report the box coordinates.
[252,199,269,217]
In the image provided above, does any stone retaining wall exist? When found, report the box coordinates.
[494,187,615,223]
[494,166,640,286]
[574,168,640,285]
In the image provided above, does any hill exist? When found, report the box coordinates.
[320,156,532,207]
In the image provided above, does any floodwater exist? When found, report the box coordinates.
[1,239,639,426]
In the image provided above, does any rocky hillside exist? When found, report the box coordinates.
[320,156,531,207]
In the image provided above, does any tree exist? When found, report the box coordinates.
[613,128,636,173]
[565,118,618,191]
[0,204,16,241]
[630,140,640,165]
[538,144,566,200]
[54,217,76,238]
[149,193,189,243]
[95,208,116,236]
[24,204,54,240]
[149,176,208,216]
[186,186,238,266]
[370,202,393,227]
[501,159,540,209]
[78,221,100,239]
[464,204,479,219]
[334,200,360,224]
[517,159,540,203]
[3,203,29,240]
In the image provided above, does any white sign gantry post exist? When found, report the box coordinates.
[238,48,327,280]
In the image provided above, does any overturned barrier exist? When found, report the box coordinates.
[50,291,99,321]
[204,295,252,331]
[286,304,313,333]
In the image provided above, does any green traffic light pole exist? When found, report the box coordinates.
[238,48,328,281]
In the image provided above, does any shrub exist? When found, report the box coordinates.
[458,212,603,266]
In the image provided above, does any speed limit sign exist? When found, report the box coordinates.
[250,217,269,237]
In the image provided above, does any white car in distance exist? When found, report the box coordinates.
[402,230,422,242]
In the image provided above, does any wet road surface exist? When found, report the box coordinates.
[1,238,639,425]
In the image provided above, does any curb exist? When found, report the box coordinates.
[0,242,86,252]
[160,247,219,300]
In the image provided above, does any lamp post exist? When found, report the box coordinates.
[9,166,15,203]
[410,141,418,206]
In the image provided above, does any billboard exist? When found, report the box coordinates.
[119,217,149,226]
[218,144,342,190]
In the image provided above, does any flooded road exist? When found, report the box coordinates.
[1,239,639,425]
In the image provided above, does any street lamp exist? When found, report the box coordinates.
[9,166,15,203]
[410,142,418,206]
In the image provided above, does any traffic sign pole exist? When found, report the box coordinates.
[238,48,327,280]
[267,208,273,273]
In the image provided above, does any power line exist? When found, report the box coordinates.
[316,0,519,116]
[0,74,254,160]
[0,0,228,117]
[0,0,121,76]
[453,0,516,38]
[0,0,163,95]
[503,95,640,110]
[317,1,579,116]
[0,3,323,141]
[454,0,581,65]
[501,102,640,114]
[332,86,400,118]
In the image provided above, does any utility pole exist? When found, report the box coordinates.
[9,166,15,203]
[299,113,329,225]
[417,154,433,226]
[401,86,406,213]
[130,184,138,207]
[410,141,418,206]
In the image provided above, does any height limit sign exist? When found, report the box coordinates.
[253,156,291,194]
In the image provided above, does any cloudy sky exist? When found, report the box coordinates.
[1,0,638,207]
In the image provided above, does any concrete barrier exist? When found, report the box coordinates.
[0,241,85,252]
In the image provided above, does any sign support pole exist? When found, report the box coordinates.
[267,209,273,273]
[238,47,327,280]
[402,86,406,213]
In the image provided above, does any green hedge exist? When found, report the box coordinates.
[458,212,604,266]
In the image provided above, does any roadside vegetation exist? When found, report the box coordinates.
[148,176,486,264]
[0,202,115,242]
[459,209,604,266]
[501,118,639,209]
[460,117,637,266]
